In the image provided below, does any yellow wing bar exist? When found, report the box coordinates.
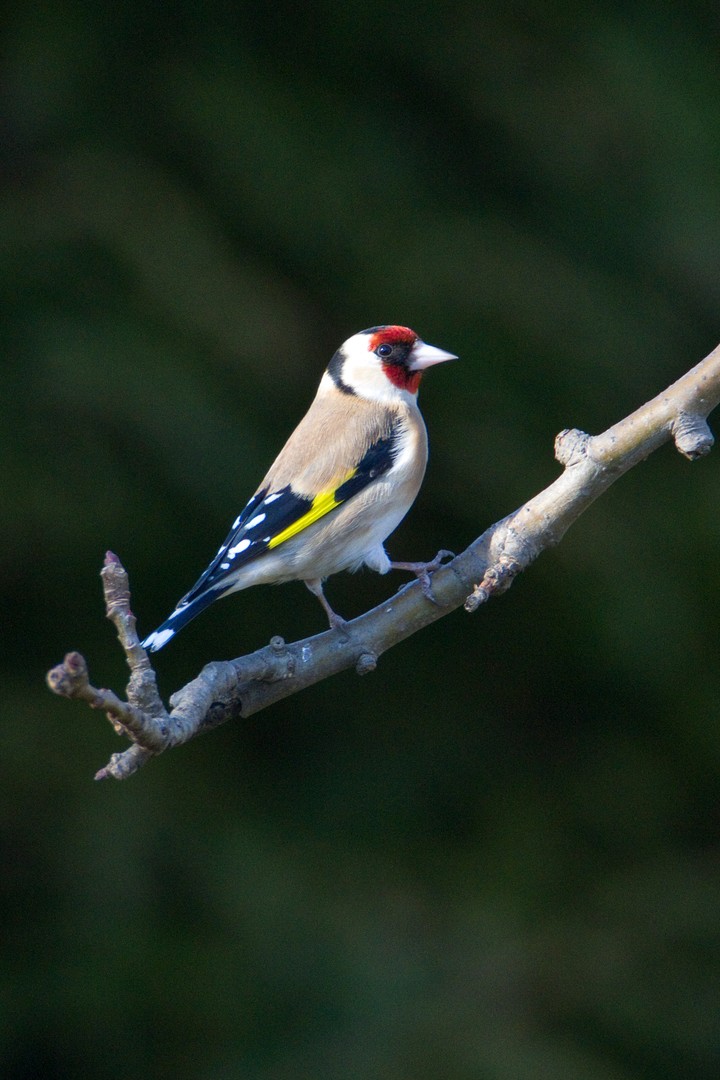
[267,468,357,549]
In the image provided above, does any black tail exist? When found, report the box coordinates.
[141,587,222,652]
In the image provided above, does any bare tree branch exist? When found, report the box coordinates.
[47,342,720,780]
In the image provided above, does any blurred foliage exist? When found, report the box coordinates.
[2,2,720,1077]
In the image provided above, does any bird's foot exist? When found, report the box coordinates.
[324,606,350,642]
[390,549,455,605]
[305,578,350,637]
[327,610,348,633]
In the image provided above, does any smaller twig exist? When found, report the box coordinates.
[95,745,155,782]
[45,651,155,739]
[46,554,174,779]
[48,558,307,780]
[464,555,522,613]
[102,551,166,718]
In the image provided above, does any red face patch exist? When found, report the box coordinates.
[382,365,422,394]
[367,326,421,393]
[367,326,416,352]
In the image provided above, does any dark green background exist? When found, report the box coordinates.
[3,3,720,1077]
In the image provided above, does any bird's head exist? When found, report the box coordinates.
[325,325,457,403]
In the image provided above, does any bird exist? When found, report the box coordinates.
[141,325,457,652]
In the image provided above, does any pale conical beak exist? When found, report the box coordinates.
[408,340,459,371]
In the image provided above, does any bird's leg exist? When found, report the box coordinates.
[305,579,348,632]
[389,549,455,605]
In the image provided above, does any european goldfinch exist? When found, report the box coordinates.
[142,325,456,651]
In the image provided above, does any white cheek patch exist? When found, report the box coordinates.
[339,341,416,405]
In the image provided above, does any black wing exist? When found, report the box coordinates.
[181,428,400,604]
[142,428,400,651]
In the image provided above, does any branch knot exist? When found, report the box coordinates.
[355,651,378,675]
[555,428,590,467]
[671,412,715,460]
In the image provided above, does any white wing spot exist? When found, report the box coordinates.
[233,498,256,530]
[147,627,175,649]
[245,513,266,530]
[220,562,230,570]
[264,492,282,504]
[229,537,251,558]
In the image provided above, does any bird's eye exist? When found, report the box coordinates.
[376,343,393,358]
